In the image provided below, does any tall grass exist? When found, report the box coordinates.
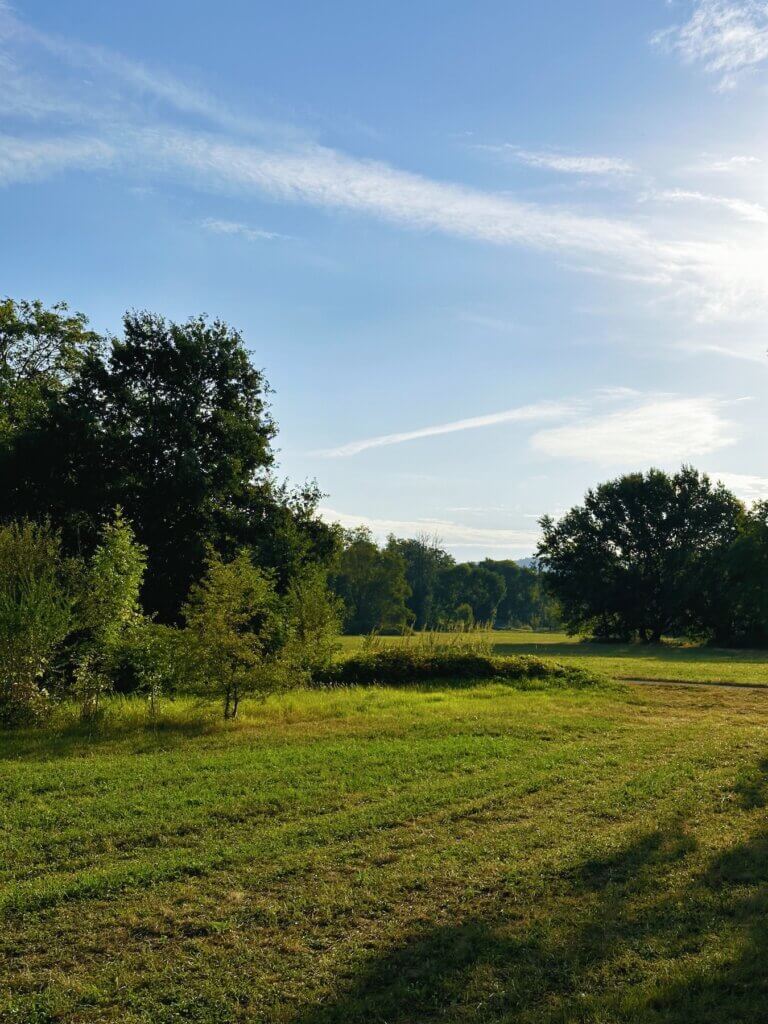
[319,631,606,689]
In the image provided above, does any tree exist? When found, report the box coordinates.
[0,298,100,444]
[386,534,454,629]
[716,501,768,646]
[480,559,561,629]
[0,304,338,620]
[537,467,741,642]
[0,521,73,723]
[75,509,147,719]
[183,549,283,718]
[282,564,343,675]
[434,563,506,626]
[332,528,412,634]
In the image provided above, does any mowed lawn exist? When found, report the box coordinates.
[339,631,768,685]
[4,682,768,1022]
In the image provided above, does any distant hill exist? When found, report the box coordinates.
[515,557,540,570]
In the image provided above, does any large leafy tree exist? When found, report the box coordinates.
[0,303,337,620]
[716,501,768,646]
[0,298,100,443]
[537,467,741,642]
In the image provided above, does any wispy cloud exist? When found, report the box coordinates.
[445,505,518,514]
[318,507,538,550]
[0,133,113,185]
[676,339,768,363]
[654,1,768,90]
[144,132,648,256]
[530,396,738,464]
[651,188,768,224]
[201,217,288,242]
[483,145,634,176]
[132,130,768,319]
[698,154,762,172]
[0,3,273,137]
[457,312,521,334]
[315,400,573,457]
[3,7,768,322]
[711,470,768,500]
[3,122,762,323]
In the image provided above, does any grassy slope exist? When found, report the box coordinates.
[338,630,768,684]
[4,684,768,1022]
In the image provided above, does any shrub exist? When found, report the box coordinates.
[282,566,343,677]
[111,621,183,714]
[0,521,74,724]
[315,644,604,690]
[182,549,285,718]
[75,509,147,721]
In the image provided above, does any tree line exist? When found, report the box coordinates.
[3,298,765,725]
[332,529,559,634]
[0,299,553,724]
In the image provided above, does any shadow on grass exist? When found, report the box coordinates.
[492,639,768,666]
[734,757,768,809]
[291,791,768,1022]
[0,708,222,761]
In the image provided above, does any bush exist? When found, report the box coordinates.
[282,566,343,677]
[315,644,604,690]
[0,521,74,724]
[110,621,183,711]
[183,549,286,718]
[75,509,147,720]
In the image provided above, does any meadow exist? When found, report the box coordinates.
[339,630,768,685]
[4,679,768,1022]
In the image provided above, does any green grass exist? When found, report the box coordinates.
[4,682,768,1021]
[338,630,768,684]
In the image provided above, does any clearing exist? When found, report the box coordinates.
[4,681,768,1022]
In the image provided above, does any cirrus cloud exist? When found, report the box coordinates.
[654,1,768,90]
[530,397,738,464]
[315,400,574,458]
[318,507,538,551]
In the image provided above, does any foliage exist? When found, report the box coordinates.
[434,562,506,625]
[282,564,343,676]
[183,549,285,718]
[110,621,183,714]
[340,627,768,684]
[0,521,73,724]
[387,533,454,629]
[713,501,768,646]
[75,510,147,720]
[453,602,474,628]
[0,297,100,444]
[332,527,412,634]
[317,636,603,689]
[480,558,562,628]
[537,466,742,642]
[0,302,338,621]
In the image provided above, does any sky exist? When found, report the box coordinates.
[2,0,768,559]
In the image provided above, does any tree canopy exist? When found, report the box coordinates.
[0,301,338,620]
[537,467,742,642]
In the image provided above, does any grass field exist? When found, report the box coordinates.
[5,681,768,1022]
[339,630,768,685]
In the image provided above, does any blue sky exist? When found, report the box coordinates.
[2,0,768,558]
